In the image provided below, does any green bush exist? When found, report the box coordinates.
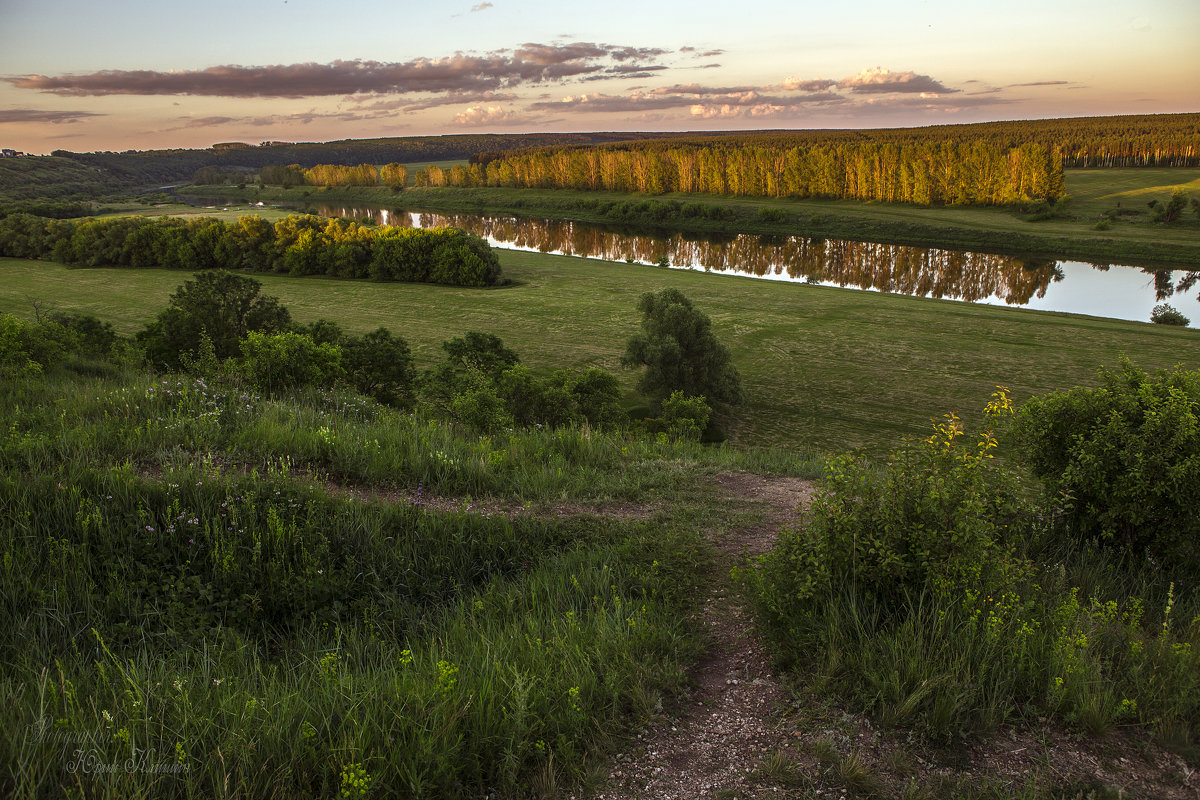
[342,327,416,406]
[746,399,1025,626]
[1150,303,1191,326]
[755,207,788,224]
[1011,360,1200,563]
[240,331,343,393]
[653,391,711,441]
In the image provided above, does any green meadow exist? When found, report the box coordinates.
[1,248,1197,457]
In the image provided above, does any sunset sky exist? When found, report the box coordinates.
[1,0,1197,154]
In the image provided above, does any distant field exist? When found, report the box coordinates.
[3,251,1196,456]
[1065,167,1200,212]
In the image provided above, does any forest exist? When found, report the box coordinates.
[417,140,1066,205]
[26,113,1198,196]
[413,114,1199,205]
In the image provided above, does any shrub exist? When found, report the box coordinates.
[48,311,118,356]
[496,364,578,428]
[653,391,711,441]
[240,331,343,393]
[1150,303,1191,326]
[1011,360,1200,563]
[342,327,416,406]
[747,396,1024,624]
[0,313,81,376]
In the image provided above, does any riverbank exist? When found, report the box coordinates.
[186,167,1200,269]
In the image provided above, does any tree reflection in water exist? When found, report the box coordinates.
[317,205,1193,312]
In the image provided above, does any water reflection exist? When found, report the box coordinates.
[313,204,1198,326]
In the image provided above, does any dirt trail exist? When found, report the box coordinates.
[591,472,817,800]
[586,472,1199,800]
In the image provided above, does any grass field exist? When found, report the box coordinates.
[3,250,1196,456]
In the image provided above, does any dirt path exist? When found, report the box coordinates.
[584,472,1199,800]
[589,472,817,800]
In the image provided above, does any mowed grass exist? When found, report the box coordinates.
[2,251,1197,455]
[1066,167,1200,211]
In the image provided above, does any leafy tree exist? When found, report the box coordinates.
[137,271,291,368]
[342,327,416,406]
[656,391,712,441]
[1150,190,1189,223]
[442,331,520,378]
[622,288,745,407]
[295,318,345,345]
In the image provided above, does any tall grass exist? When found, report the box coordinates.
[3,362,805,797]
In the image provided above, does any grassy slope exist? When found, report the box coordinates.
[3,252,1196,457]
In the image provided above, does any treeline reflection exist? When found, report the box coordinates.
[321,206,1065,305]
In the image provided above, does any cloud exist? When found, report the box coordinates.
[838,66,958,94]
[166,108,392,131]
[0,108,104,124]
[647,83,759,96]
[7,43,671,99]
[1007,80,1069,87]
[470,2,492,10]
[350,91,519,112]
[451,105,532,126]
[778,76,837,92]
[530,87,844,116]
[521,66,994,122]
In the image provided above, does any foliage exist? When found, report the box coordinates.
[650,391,712,441]
[0,212,503,287]
[622,288,744,408]
[442,331,521,378]
[1148,190,1190,223]
[1150,303,1191,326]
[417,138,1066,206]
[1011,359,1200,563]
[48,311,118,356]
[0,343,790,797]
[137,271,292,369]
[341,327,416,406]
[239,330,343,393]
[744,391,1200,739]
[746,393,1022,621]
[423,332,626,432]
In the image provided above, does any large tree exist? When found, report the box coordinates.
[622,288,745,407]
[137,271,291,368]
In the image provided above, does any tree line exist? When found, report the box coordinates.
[50,132,713,187]
[0,213,502,287]
[418,140,1066,206]
[253,162,409,188]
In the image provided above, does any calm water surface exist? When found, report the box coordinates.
[311,204,1199,328]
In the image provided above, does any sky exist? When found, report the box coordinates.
[0,0,1197,154]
